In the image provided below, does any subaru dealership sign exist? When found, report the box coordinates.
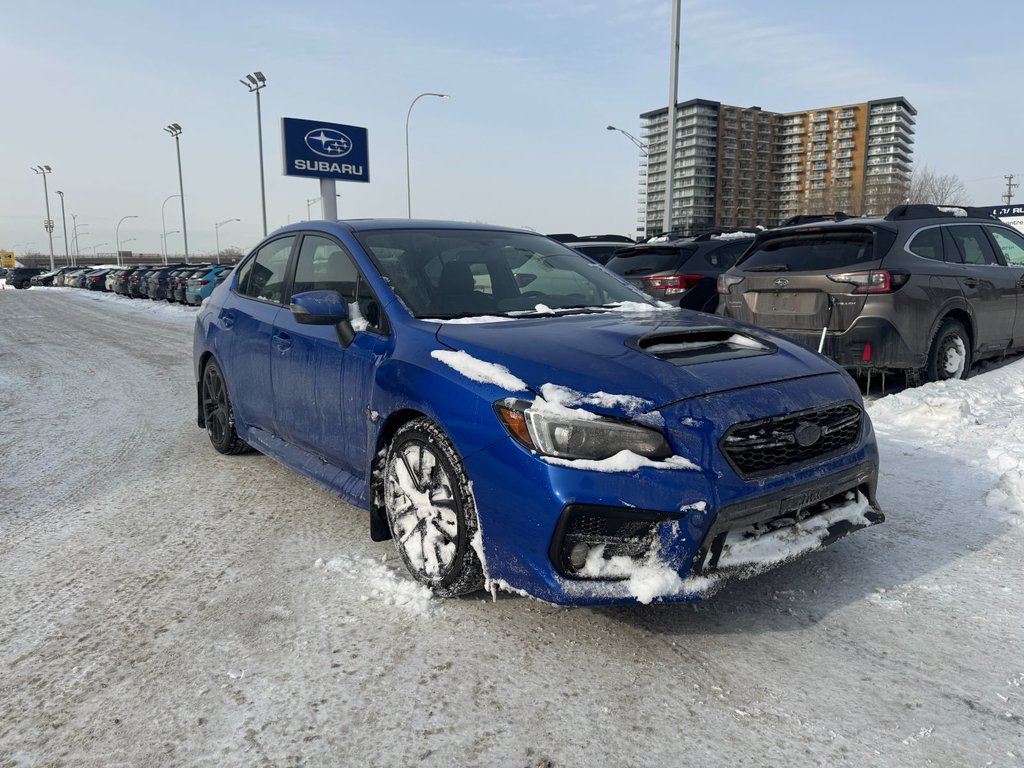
[978,204,1024,234]
[281,117,369,183]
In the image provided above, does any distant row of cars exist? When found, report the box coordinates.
[30,263,230,305]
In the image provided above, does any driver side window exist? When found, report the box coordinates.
[237,236,295,303]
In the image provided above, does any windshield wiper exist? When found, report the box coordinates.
[746,264,791,272]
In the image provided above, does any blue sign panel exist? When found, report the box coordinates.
[976,204,1024,218]
[281,117,370,183]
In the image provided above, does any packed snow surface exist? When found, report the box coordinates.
[2,289,1024,766]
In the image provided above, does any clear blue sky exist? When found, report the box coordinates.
[2,0,1021,257]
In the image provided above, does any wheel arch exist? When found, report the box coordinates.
[196,350,216,428]
[931,307,975,352]
[367,408,430,542]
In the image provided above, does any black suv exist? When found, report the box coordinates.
[717,205,1024,382]
[547,234,635,265]
[605,231,756,313]
[7,267,44,289]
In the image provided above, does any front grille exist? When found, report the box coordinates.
[721,401,861,478]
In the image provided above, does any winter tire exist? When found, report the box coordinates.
[926,319,971,382]
[201,359,252,455]
[384,418,485,597]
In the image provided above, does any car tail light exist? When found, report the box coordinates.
[717,274,745,294]
[862,343,872,362]
[644,274,702,295]
[196,279,210,286]
[827,270,909,294]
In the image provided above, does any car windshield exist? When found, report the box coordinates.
[354,228,654,318]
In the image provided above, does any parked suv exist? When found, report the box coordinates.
[717,205,1024,382]
[606,231,756,313]
[547,234,635,265]
[7,267,44,289]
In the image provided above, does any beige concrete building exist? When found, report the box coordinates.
[638,97,916,238]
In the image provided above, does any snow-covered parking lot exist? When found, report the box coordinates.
[1,288,1022,767]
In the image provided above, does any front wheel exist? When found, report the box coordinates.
[384,418,485,597]
[201,359,252,455]
[926,319,971,382]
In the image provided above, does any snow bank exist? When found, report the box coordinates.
[317,555,435,616]
[44,286,199,326]
[431,349,527,392]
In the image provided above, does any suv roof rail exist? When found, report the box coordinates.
[885,204,999,221]
[780,212,849,227]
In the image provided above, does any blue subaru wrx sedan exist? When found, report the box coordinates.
[193,220,883,605]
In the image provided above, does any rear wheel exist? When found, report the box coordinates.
[926,319,971,382]
[384,418,485,596]
[201,359,252,455]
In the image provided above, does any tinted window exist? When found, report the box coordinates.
[987,227,1024,265]
[605,245,697,275]
[907,227,944,261]
[741,233,875,271]
[294,234,387,332]
[236,236,295,302]
[571,244,622,264]
[707,240,752,269]
[946,225,997,266]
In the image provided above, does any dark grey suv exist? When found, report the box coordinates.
[717,205,1024,382]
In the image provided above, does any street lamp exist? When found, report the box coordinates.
[214,218,241,263]
[161,230,180,259]
[164,123,189,261]
[55,190,71,264]
[606,125,649,156]
[86,242,108,256]
[405,92,449,218]
[71,217,87,264]
[240,71,268,237]
[115,215,138,267]
[161,194,181,265]
[32,165,56,270]
[307,197,320,220]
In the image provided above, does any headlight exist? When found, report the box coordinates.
[494,399,671,461]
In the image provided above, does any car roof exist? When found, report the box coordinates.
[273,218,539,236]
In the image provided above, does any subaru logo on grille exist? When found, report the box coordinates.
[793,421,822,447]
[304,128,353,158]
[774,277,790,287]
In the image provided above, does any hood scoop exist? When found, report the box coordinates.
[630,328,775,367]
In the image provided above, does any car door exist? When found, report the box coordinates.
[984,225,1024,351]
[944,224,1016,353]
[219,235,296,434]
[271,233,390,477]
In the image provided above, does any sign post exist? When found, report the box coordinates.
[281,118,370,221]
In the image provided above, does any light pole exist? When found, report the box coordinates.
[71,217,87,264]
[405,92,449,218]
[161,230,180,260]
[214,218,240,263]
[606,125,649,156]
[307,197,320,220]
[55,190,71,264]
[164,123,189,261]
[240,71,268,236]
[32,165,56,270]
[115,215,138,267]
[86,242,108,257]
[161,194,181,265]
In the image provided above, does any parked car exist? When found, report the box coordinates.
[164,268,188,302]
[7,267,44,289]
[111,268,135,295]
[127,267,154,298]
[186,265,227,305]
[606,231,757,313]
[547,234,636,265]
[173,266,210,303]
[63,267,94,288]
[82,268,111,291]
[144,265,183,300]
[31,266,77,287]
[194,220,883,606]
[717,204,1024,382]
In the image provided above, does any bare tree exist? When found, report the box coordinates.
[908,165,971,205]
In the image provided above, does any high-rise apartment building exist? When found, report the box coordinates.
[638,97,916,237]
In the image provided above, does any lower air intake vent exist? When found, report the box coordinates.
[722,401,862,477]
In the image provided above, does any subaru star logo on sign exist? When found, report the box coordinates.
[281,117,370,183]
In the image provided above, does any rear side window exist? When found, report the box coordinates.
[987,227,1024,265]
[907,227,945,261]
[706,240,752,269]
[236,236,295,302]
[605,245,697,275]
[741,232,877,271]
[946,226,997,266]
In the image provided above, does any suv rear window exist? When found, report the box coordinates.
[605,245,697,275]
[740,231,885,272]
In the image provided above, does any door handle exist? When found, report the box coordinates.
[273,332,292,351]
[962,278,979,289]
[221,311,235,329]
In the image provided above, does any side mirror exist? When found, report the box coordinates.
[290,290,356,347]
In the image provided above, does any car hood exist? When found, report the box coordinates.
[434,308,841,415]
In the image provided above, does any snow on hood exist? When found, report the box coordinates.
[434,309,838,415]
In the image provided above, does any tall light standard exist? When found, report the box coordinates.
[115,215,138,267]
[606,125,649,156]
[405,92,449,218]
[161,230,180,259]
[161,194,181,265]
[306,197,320,220]
[71,217,87,264]
[55,190,71,265]
[164,123,189,260]
[240,71,268,237]
[32,165,56,270]
[214,218,240,263]
[86,242,108,257]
